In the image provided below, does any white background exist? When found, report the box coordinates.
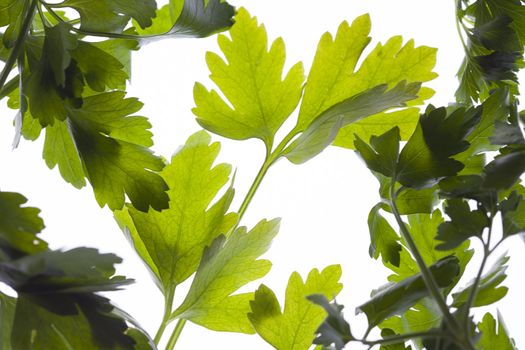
[1,0,524,349]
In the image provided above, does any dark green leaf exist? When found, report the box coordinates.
[0,0,23,27]
[452,255,509,308]
[500,189,525,237]
[483,148,525,190]
[435,198,489,251]
[368,205,401,267]
[472,15,522,52]
[135,0,234,39]
[379,329,412,350]
[356,256,459,328]
[354,127,400,178]
[72,41,128,91]
[0,292,15,350]
[490,121,525,146]
[0,191,47,260]
[396,106,481,189]
[477,312,517,350]
[308,294,354,350]
[61,0,157,33]
[12,294,135,350]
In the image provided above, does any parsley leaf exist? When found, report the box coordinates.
[193,8,304,150]
[477,312,517,350]
[170,219,279,333]
[114,131,236,294]
[248,265,343,350]
[134,0,235,39]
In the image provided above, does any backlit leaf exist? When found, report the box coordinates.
[248,265,343,350]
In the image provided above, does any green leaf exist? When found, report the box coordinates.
[135,0,234,39]
[381,298,441,350]
[308,295,354,350]
[435,198,489,251]
[0,293,15,350]
[368,204,401,267]
[295,15,436,135]
[61,0,157,33]
[335,108,420,150]
[193,8,304,149]
[455,89,509,160]
[0,191,47,260]
[248,265,343,350]
[171,219,279,333]
[477,312,517,350]
[25,23,78,126]
[284,82,420,164]
[0,0,23,27]
[483,149,525,190]
[66,92,168,211]
[379,329,412,350]
[386,210,473,288]
[500,189,525,237]
[12,294,136,350]
[375,173,437,215]
[43,120,86,189]
[114,131,236,294]
[452,255,509,308]
[356,256,459,328]
[354,127,400,178]
[396,106,481,189]
[71,41,128,91]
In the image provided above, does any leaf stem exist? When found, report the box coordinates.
[153,287,176,345]
[0,75,19,100]
[360,329,449,347]
[0,0,38,91]
[462,216,493,340]
[389,184,461,332]
[165,319,187,350]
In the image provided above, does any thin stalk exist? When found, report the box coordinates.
[389,184,460,331]
[0,75,19,100]
[165,319,187,350]
[462,217,493,337]
[0,0,38,90]
[237,156,273,221]
[360,329,449,347]
[153,287,176,345]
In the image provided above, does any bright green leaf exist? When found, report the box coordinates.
[43,120,86,189]
[114,130,236,294]
[0,0,23,27]
[171,219,279,333]
[193,8,304,149]
[285,82,420,164]
[248,265,343,350]
[477,312,517,350]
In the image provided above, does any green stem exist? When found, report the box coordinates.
[462,217,493,341]
[0,75,19,100]
[0,0,37,90]
[360,329,449,347]
[237,156,272,221]
[153,287,175,345]
[389,184,460,332]
[165,319,187,350]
